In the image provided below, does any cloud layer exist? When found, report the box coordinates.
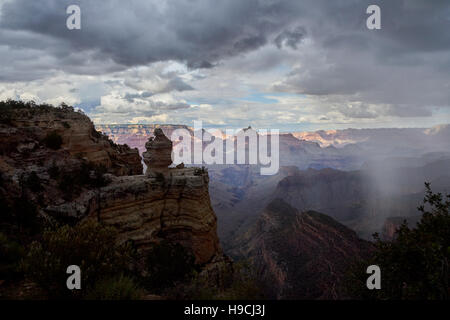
[0,0,449,129]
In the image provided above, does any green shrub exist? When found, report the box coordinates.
[58,171,78,199]
[0,112,12,125]
[0,195,11,225]
[62,121,71,129]
[85,275,144,300]
[13,198,38,232]
[216,261,264,300]
[0,173,39,233]
[22,219,135,299]
[144,240,199,291]
[154,172,165,184]
[90,127,101,139]
[0,232,25,280]
[25,171,41,192]
[57,162,109,200]
[47,162,60,179]
[43,131,63,150]
[84,163,108,188]
[345,183,450,300]
[169,271,217,300]
[144,246,263,300]
[177,261,264,300]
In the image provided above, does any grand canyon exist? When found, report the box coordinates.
[1,0,450,304]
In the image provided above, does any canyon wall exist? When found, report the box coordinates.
[233,199,373,299]
[1,104,142,176]
[47,168,225,266]
[0,103,227,275]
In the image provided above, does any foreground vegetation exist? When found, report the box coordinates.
[0,217,262,300]
[1,183,449,300]
[345,183,450,300]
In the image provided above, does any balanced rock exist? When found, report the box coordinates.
[143,128,173,175]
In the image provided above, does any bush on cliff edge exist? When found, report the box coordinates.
[345,183,450,300]
[22,219,139,299]
[42,131,63,150]
[143,240,199,291]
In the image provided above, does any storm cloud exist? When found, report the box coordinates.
[0,0,301,68]
[0,0,449,127]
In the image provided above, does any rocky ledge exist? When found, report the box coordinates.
[0,101,230,286]
[0,102,142,176]
[46,167,225,266]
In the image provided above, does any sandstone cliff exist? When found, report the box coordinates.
[0,102,142,176]
[0,101,228,281]
[46,167,224,266]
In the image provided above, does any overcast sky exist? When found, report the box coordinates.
[0,0,449,131]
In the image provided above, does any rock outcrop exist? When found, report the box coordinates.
[99,168,221,265]
[47,167,223,265]
[0,102,227,272]
[0,103,142,176]
[142,128,173,176]
[96,124,192,155]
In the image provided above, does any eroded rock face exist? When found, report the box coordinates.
[47,167,224,266]
[233,199,373,299]
[0,105,144,228]
[97,169,218,264]
[142,128,173,176]
[0,103,228,283]
[1,106,143,176]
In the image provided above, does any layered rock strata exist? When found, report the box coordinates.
[2,105,142,176]
[233,199,373,299]
[46,167,224,266]
[1,102,228,283]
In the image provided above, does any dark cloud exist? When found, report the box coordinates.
[0,0,300,69]
[0,0,449,120]
[274,27,306,49]
[386,105,433,118]
[165,77,194,92]
[123,91,154,102]
[121,76,194,100]
[336,103,381,119]
[269,0,450,111]
[233,35,267,53]
[187,61,214,69]
[157,102,190,111]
